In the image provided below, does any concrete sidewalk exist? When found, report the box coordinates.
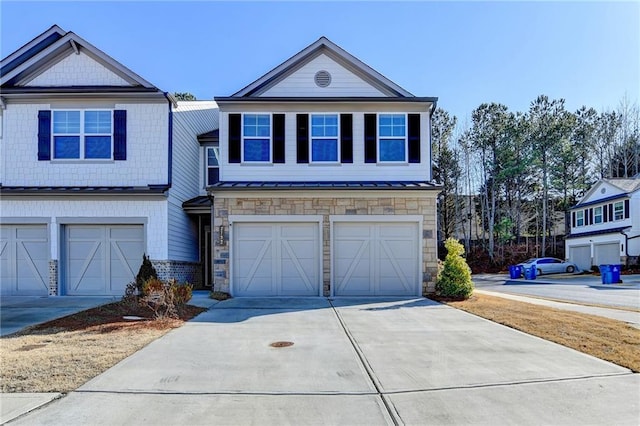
[6,297,639,425]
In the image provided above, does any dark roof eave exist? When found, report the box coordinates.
[214,96,438,104]
[566,226,631,239]
[1,86,163,94]
[572,193,630,209]
[0,185,170,195]
[207,181,442,191]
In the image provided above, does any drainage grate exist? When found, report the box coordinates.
[270,341,294,348]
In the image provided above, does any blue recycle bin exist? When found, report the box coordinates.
[509,265,523,279]
[610,264,621,284]
[524,266,536,280]
[600,264,612,284]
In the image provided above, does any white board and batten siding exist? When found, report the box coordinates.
[229,216,323,297]
[218,110,432,182]
[167,101,219,262]
[260,53,386,97]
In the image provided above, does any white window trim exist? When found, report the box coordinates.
[613,201,624,221]
[51,109,113,161]
[241,113,272,163]
[576,210,584,227]
[377,112,408,164]
[594,206,603,224]
[309,112,340,164]
[205,146,220,186]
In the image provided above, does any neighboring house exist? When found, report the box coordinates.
[0,26,217,296]
[210,37,440,297]
[566,176,640,271]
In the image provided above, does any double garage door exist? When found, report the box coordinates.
[232,221,420,297]
[1,224,143,296]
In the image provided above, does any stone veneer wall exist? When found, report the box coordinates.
[212,194,438,296]
[152,260,202,286]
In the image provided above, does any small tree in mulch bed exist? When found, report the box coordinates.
[136,254,157,294]
[436,237,474,300]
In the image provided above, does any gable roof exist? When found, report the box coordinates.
[1,25,158,90]
[575,177,640,207]
[230,36,416,98]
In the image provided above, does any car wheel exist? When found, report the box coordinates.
[566,265,575,273]
[537,268,542,276]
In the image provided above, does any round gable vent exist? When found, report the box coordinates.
[314,70,332,88]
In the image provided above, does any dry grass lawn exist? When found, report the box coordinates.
[445,293,640,372]
[0,302,206,393]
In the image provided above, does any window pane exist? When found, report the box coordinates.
[244,139,270,161]
[207,147,219,166]
[85,111,111,134]
[257,115,270,126]
[312,138,338,162]
[256,124,270,137]
[85,136,111,159]
[207,168,220,185]
[54,136,80,158]
[380,139,405,161]
[379,115,393,126]
[53,111,80,133]
[311,115,324,126]
[244,115,257,126]
[312,125,325,137]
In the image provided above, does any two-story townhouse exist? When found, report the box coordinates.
[0,26,218,296]
[209,37,440,297]
[566,176,640,271]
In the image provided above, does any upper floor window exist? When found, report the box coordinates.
[206,146,219,185]
[378,114,406,162]
[310,114,338,162]
[594,206,603,224]
[576,210,584,227]
[53,110,112,159]
[243,114,270,162]
[614,201,624,220]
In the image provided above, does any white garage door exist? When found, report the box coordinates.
[232,222,320,296]
[0,225,49,296]
[594,243,620,266]
[569,245,591,272]
[333,222,420,296]
[64,225,144,296]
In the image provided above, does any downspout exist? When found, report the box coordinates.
[621,229,640,265]
[208,193,215,290]
[428,100,437,184]
[163,92,177,189]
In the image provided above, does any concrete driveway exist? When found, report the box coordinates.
[10,297,640,425]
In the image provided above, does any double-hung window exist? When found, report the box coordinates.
[378,114,406,162]
[243,114,270,162]
[206,146,220,185]
[614,201,624,220]
[594,206,603,224]
[53,110,112,159]
[310,114,338,162]
[576,210,584,227]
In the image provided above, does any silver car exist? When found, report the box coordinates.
[517,257,578,276]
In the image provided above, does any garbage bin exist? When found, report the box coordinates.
[600,264,612,284]
[509,265,522,279]
[524,266,536,280]
[610,264,621,284]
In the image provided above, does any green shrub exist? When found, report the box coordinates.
[135,254,157,294]
[436,238,474,300]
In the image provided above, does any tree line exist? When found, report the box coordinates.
[433,95,639,267]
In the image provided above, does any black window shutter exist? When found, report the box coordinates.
[340,114,353,163]
[272,114,285,163]
[572,212,576,228]
[228,114,241,163]
[296,114,309,163]
[37,110,51,161]
[603,205,608,222]
[408,114,421,163]
[364,114,377,163]
[589,208,593,225]
[113,110,127,160]
[624,199,630,218]
[608,203,614,220]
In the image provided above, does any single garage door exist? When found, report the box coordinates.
[333,222,420,296]
[232,222,321,296]
[569,245,591,272]
[594,243,620,266]
[64,225,144,296]
[0,225,49,296]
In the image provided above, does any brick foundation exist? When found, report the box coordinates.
[49,260,58,296]
[151,260,202,286]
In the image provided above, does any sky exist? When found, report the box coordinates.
[1,1,638,124]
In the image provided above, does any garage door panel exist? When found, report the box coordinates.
[594,243,620,266]
[233,222,320,297]
[1,225,49,296]
[569,246,591,271]
[65,225,143,296]
[334,222,419,296]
